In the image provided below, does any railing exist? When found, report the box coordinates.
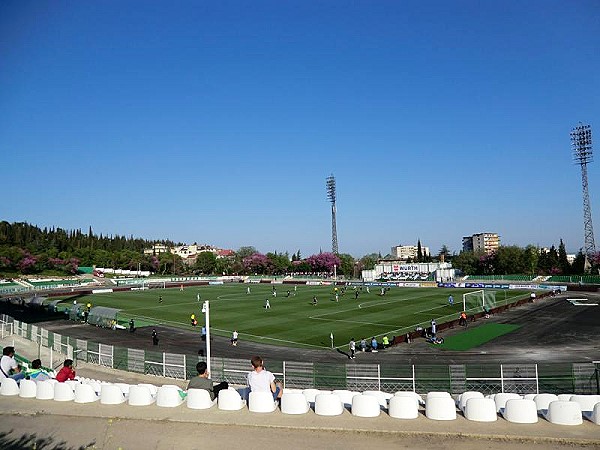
[1,314,598,395]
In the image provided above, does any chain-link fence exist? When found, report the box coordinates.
[2,314,598,395]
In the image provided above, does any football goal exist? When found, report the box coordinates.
[462,290,497,314]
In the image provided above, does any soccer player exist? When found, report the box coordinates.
[448,294,454,306]
[265,299,271,309]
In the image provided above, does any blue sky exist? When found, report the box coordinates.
[1,1,599,257]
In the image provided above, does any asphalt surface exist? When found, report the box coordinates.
[12,291,600,366]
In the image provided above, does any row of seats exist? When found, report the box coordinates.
[2,377,599,425]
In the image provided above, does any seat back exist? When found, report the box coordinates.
[35,380,55,400]
[351,394,380,418]
[570,395,600,413]
[464,398,497,422]
[218,388,245,411]
[332,390,359,407]
[394,391,424,405]
[388,396,419,419]
[128,385,155,406]
[248,391,277,413]
[426,396,457,421]
[100,384,126,405]
[458,391,484,412]
[502,399,538,424]
[186,388,215,410]
[156,386,184,408]
[494,393,521,412]
[0,378,20,396]
[19,379,37,398]
[54,382,76,401]
[362,390,392,408]
[534,393,559,412]
[280,392,310,415]
[315,393,344,416]
[74,384,99,403]
[545,400,583,426]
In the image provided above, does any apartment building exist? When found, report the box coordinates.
[462,233,500,254]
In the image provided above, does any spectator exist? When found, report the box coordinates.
[187,361,228,401]
[0,346,24,382]
[25,359,51,381]
[55,359,76,382]
[360,338,367,352]
[370,337,379,352]
[152,329,159,345]
[247,356,282,400]
[382,335,390,348]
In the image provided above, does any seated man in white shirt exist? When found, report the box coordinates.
[0,346,25,383]
[246,355,283,400]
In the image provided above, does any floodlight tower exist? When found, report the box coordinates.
[326,175,339,254]
[571,123,596,260]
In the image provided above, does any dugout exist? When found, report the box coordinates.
[68,303,84,321]
[27,296,47,308]
[88,306,119,328]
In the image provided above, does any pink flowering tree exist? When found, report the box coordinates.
[242,253,272,274]
[64,258,80,274]
[305,252,341,273]
[18,253,38,274]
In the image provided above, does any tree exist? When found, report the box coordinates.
[337,253,355,276]
[523,245,539,276]
[438,245,451,262]
[266,252,291,274]
[243,253,271,274]
[359,253,379,270]
[417,240,423,263]
[452,251,479,275]
[557,239,570,275]
[571,250,586,274]
[195,252,217,274]
[305,252,341,273]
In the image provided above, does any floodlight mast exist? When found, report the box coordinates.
[571,123,596,260]
[326,175,339,254]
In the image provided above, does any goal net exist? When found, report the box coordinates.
[462,290,497,314]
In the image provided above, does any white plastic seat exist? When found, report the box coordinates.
[186,388,216,410]
[557,393,574,401]
[464,398,497,422]
[332,390,360,406]
[534,393,559,412]
[388,395,419,419]
[569,395,600,413]
[583,402,600,424]
[351,394,380,418]
[0,378,20,396]
[394,391,424,406]
[363,390,392,408]
[543,401,583,425]
[100,384,126,405]
[64,380,80,391]
[218,388,246,411]
[35,380,55,400]
[280,392,310,415]
[74,383,99,403]
[128,385,155,406]
[457,391,484,412]
[502,399,538,424]
[138,383,158,397]
[115,383,131,396]
[315,393,344,416]
[302,388,326,404]
[156,385,184,408]
[248,391,277,413]
[19,379,37,398]
[86,381,102,395]
[494,393,521,412]
[426,396,457,421]
[54,382,76,401]
[426,391,451,407]
[523,393,537,400]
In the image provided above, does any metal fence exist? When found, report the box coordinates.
[1,314,598,396]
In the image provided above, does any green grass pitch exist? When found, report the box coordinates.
[64,284,529,349]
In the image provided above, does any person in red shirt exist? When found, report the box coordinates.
[55,359,76,382]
